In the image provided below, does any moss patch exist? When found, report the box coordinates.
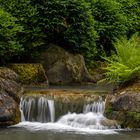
[9,64,48,85]
[105,104,113,114]
[12,103,21,124]
[125,112,140,128]
[105,110,140,128]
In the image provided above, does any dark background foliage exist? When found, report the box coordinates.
[0,0,139,65]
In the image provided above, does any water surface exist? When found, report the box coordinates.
[1,85,138,140]
[0,127,139,140]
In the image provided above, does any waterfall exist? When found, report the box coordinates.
[47,100,55,122]
[57,97,108,129]
[20,95,119,130]
[83,98,105,114]
[20,96,105,123]
[20,96,55,123]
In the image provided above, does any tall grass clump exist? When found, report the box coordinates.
[103,33,140,85]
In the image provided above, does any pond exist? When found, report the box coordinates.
[0,127,140,140]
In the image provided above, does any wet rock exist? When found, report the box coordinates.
[100,119,119,129]
[0,78,23,102]
[0,67,19,81]
[112,93,140,112]
[0,92,20,126]
[36,44,95,85]
[105,84,140,128]
[0,67,24,126]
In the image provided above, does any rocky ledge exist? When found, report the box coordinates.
[105,81,140,128]
[23,89,105,119]
[0,67,24,126]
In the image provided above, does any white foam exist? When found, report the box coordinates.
[18,96,120,134]
[57,112,107,129]
[14,121,118,135]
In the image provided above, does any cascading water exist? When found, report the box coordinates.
[18,95,119,133]
[57,99,108,129]
[83,97,105,114]
[20,96,55,123]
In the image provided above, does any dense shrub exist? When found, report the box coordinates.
[32,0,98,64]
[0,0,40,60]
[115,0,140,36]
[0,8,23,64]
[1,0,98,63]
[1,0,140,65]
[88,0,128,54]
[103,34,140,85]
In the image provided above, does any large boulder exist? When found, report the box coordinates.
[9,63,48,85]
[37,44,95,85]
[105,81,140,128]
[109,92,140,112]
[0,67,24,126]
[0,67,19,81]
[0,91,20,126]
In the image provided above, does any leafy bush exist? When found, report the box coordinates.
[0,8,23,64]
[103,33,140,85]
[115,0,140,36]
[88,0,128,54]
[1,0,98,62]
[1,0,39,60]
[33,0,98,63]
[1,0,140,65]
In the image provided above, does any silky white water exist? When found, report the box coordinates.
[15,121,119,134]
[20,96,55,122]
[17,96,120,134]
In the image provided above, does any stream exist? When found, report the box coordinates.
[0,86,140,140]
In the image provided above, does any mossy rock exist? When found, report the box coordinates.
[9,64,48,85]
[105,111,140,128]
[105,90,140,128]
[125,112,140,128]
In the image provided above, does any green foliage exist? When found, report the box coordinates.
[1,0,40,60]
[0,8,23,64]
[33,0,98,60]
[105,104,113,114]
[125,112,140,128]
[1,0,140,65]
[1,0,98,62]
[88,0,128,54]
[103,33,140,85]
[115,0,140,36]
